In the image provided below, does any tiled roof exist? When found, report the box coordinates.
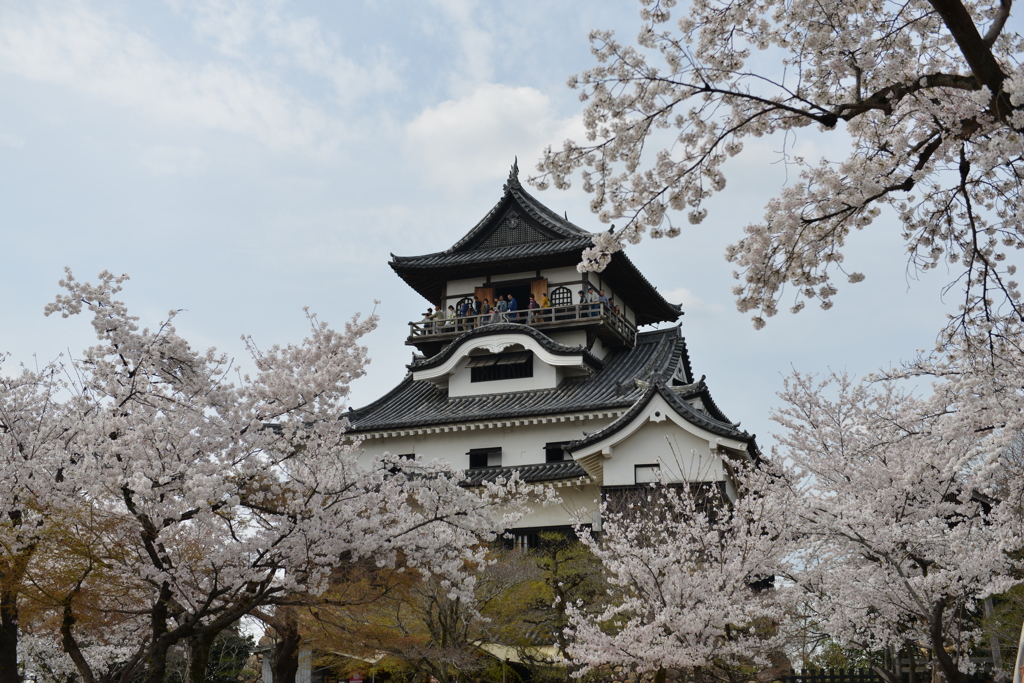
[447,174,592,252]
[390,236,594,269]
[462,460,589,485]
[565,383,756,453]
[346,327,689,432]
[388,170,683,327]
[408,323,604,372]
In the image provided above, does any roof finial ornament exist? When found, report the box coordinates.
[503,156,521,192]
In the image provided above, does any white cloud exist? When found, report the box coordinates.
[405,83,583,189]
[427,0,493,86]
[167,0,263,59]
[170,0,400,99]
[0,3,348,153]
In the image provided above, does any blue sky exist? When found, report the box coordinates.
[0,0,961,450]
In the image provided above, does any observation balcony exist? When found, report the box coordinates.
[407,303,637,354]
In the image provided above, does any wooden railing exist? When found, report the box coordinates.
[408,303,637,345]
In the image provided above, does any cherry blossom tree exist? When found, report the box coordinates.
[0,356,80,683]
[565,473,794,681]
[772,371,1024,683]
[3,270,522,683]
[567,368,1024,682]
[535,3,1024,673]
[535,0,1024,352]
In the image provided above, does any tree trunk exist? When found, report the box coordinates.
[929,599,966,683]
[273,608,300,683]
[0,585,20,683]
[184,631,220,683]
[144,584,174,683]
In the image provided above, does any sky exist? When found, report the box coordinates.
[0,0,971,451]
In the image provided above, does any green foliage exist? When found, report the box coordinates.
[130,628,256,683]
[808,641,875,671]
[202,630,257,683]
[981,583,1024,676]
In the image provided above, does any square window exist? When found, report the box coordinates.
[468,447,501,469]
[635,464,661,484]
[545,442,571,462]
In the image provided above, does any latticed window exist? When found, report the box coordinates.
[468,351,533,382]
[550,286,572,306]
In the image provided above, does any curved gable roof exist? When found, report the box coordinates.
[345,327,689,433]
[448,163,591,252]
[407,323,604,373]
[565,382,756,454]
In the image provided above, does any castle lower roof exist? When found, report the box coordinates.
[462,460,590,486]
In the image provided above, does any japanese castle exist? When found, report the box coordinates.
[346,162,757,545]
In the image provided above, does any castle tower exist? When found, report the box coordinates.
[346,162,756,544]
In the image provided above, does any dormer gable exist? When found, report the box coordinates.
[448,159,592,253]
[410,325,600,397]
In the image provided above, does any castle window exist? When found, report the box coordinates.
[468,447,502,469]
[549,286,572,306]
[545,442,571,462]
[635,464,661,484]
[468,351,533,382]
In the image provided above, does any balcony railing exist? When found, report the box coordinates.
[408,303,637,346]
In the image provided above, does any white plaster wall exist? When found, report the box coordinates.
[548,329,587,347]
[448,355,558,397]
[540,266,583,286]
[515,483,602,528]
[356,417,617,471]
[603,420,726,486]
[446,278,480,296]
[490,270,536,283]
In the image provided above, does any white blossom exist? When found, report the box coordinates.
[534,0,1024,353]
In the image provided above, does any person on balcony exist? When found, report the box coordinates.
[508,294,519,322]
[481,298,492,325]
[587,287,600,316]
[495,296,509,323]
[527,295,539,323]
[446,305,456,327]
[421,308,435,334]
[599,289,611,313]
[540,292,551,322]
[471,296,482,329]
